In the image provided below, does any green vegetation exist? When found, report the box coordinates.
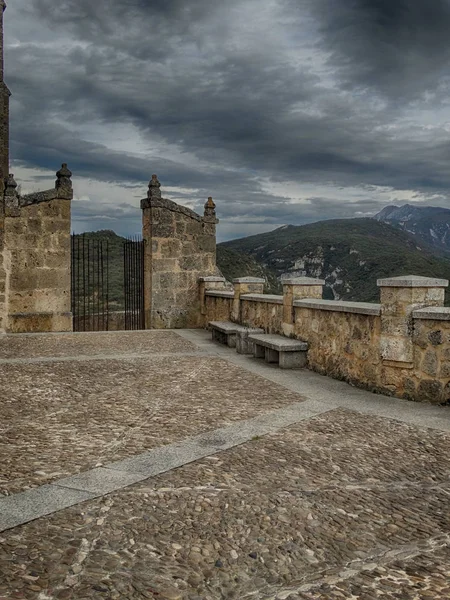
[216,246,280,293]
[220,219,450,304]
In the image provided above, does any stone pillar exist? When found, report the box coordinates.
[141,175,219,329]
[232,277,265,323]
[282,277,324,337]
[199,275,226,316]
[0,0,10,190]
[378,275,448,367]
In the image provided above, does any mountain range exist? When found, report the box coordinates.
[219,213,450,304]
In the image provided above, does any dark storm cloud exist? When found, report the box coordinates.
[307,0,450,98]
[4,0,450,238]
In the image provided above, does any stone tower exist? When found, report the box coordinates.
[0,0,10,189]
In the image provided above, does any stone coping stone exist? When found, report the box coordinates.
[209,321,253,333]
[240,293,283,304]
[198,276,226,282]
[248,333,308,352]
[205,290,234,298]
[232,277,266,284]
[294,298,381,316]
[281,277,325,286]
[377,275,449,288]
[413,307,450,321]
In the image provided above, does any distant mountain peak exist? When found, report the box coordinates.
[373,205,399,221]
[374,203,450,253]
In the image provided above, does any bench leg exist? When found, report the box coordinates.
[212,329,225,345]
[254,343,265,359]
[227,333,237,348]
[265,348,279,364]
[279,351,307,369]
[236,334,253,355]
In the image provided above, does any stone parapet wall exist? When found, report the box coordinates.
[241,296,283,334]
[204,293,233,322]
[409,309,450,403]
[295,305,382,388]
[203,275,450,404]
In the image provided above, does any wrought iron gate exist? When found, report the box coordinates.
[123,238,146,330]
[71,234,145,331]
[71,234,109,332]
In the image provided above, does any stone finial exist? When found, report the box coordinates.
[4,173,19,214]
[55,163,72,190]
[5,173,17,194]
[204,196,216,218]
[148,174,162,200]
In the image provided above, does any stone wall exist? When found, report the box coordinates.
[203,275,450,404]
[1,166,73,333]
[142,175,219,329]
[294,302,382,388]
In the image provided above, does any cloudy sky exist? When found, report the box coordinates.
[4,0,450,241]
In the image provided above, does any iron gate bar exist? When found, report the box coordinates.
[123,237,145,331]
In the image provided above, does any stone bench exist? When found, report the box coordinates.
[248,334,308,369]
[209,321,263,349]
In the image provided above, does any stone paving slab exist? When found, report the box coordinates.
[0,485,96,532]
[1,409,450,599]
[0,330,197,360]
[0,354,305,495]
[55,468,148,496]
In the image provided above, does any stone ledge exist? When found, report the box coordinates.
[294,299,381,316]
[232,277,266,284]
[209,321,251,333]
[140,196,202,222]
[205,290,234,298]
[281,277,325,286]
[20,188,72,206]
[199,276,226,283]
[377,275,449,288]
[240,293,283,305]
[413,307,450,321]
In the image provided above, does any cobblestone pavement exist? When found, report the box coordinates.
[0,331,198,360]
[1,409,450,599]
[0,354,304,494]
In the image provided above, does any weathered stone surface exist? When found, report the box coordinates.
[417,379,444,404]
